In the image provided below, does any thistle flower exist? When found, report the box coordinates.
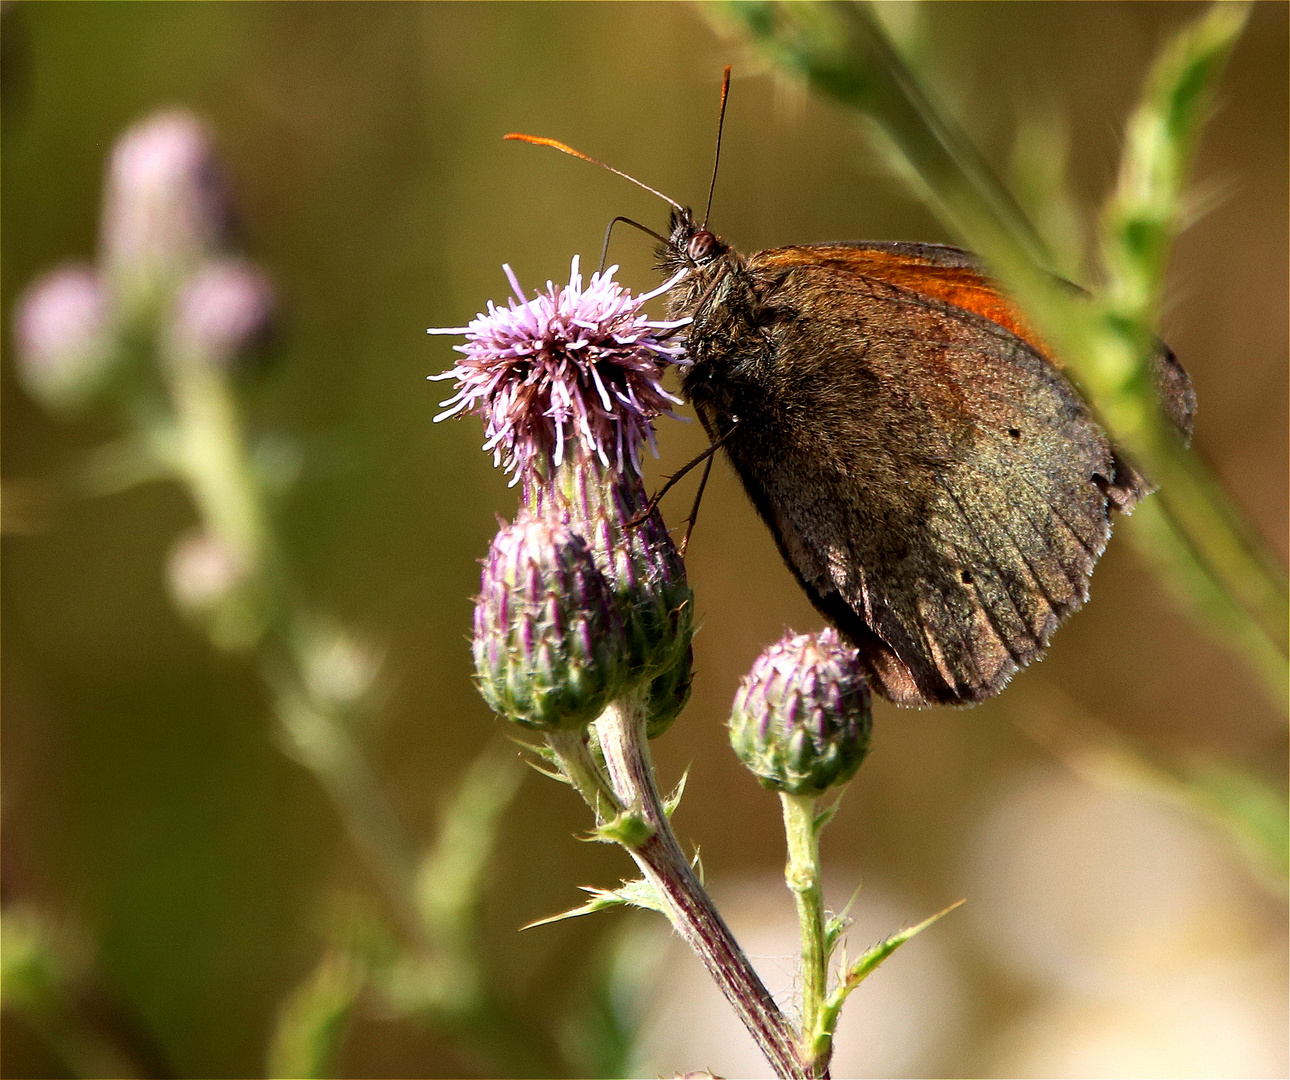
[473,512,629,731]
[645,642,694,740]
[729,629,873,796]
[429,256,687,488]
[533,465,693,702]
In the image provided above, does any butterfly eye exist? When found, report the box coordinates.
[687,230,718,264]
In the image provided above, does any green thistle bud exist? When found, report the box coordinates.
[645,642,694,740]
[473,512,628,731]
[729,629,872,796]
[533,461,694,691]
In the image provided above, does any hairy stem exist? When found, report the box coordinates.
[594,694,808,1079]
[780,792,830,1076]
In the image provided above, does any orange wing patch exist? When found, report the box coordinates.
[760,245,1055,361]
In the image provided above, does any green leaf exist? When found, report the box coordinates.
[596,810,655,848]
[663,766,691,818]
[416,744,525,939]
[815,899,964,1046]
[1178,760,1289,890]
[844,900,963,986]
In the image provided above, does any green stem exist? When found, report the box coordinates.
[780,792,830,1076]
[13,991,141,1080]
[545,727,622,822]
[272,678,428,948]
[593,693,808,1079]
[162,347,432,946]
[165,350,271,585]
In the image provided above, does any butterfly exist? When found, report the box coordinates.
[657,212,1194,705]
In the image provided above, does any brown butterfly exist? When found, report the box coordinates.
[509,72,1196,708]
[659,218,1194,705]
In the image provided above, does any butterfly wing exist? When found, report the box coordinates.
[689,243,1189,706]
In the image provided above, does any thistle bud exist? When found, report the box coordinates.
[535,464,694,691]
[100,111,233,310]
[167,257,276,370]
[473,513,628,731]
[729,629,872,796]
[645,642,693,740]
[165,530,262,650]
[12,264,116,412]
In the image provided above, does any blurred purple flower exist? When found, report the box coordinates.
[13,263,114,410]
[168,257,276,367]
[100,111,233,298]
[429,256,688,486]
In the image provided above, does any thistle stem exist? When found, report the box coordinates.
[780,792,831,1076]
[593,693,808,1080]
[162,346,433,947]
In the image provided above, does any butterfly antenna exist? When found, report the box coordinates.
[505,133,683,211]
[598,215,670,274]
[701,66,731,229]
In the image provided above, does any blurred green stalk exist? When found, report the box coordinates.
[1,909,145,1079]
[162,348,431,943]
[164,338,567,1077]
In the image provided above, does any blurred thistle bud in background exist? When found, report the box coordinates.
[166,257,277,371]
[100,110,234,317]
[729,629,873,797]
[13,106,289,655]
[165,529,261,651]
[298,625,381,712]
[13,109,272,417]
[12,263,117,412]
[473,512,629,732]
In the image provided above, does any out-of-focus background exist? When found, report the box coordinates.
[2,3,1285,1078]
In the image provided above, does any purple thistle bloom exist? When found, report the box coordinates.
[429,256,688,486]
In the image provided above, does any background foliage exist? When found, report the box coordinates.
[3,3,1286,1077]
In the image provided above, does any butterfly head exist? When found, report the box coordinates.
[658,207,739,327]
[659,208,728,272]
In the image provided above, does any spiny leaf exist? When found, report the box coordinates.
[523,878,667,928]
[840,900,963,992]
[663,766,691,818]
[817,899,964,1039]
